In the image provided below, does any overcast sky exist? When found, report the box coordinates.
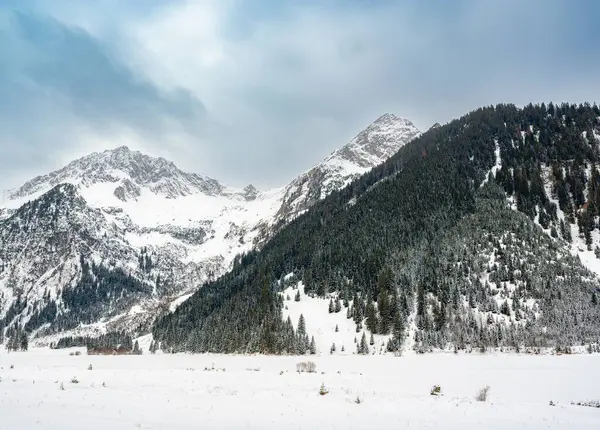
[1,0,600,190]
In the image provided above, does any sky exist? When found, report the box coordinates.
[1,0,600,190]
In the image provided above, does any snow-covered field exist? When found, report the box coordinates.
[1,348,599,429]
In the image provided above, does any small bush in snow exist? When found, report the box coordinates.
[70,377,79,384]
[430,385,442,396]
[60,382,65,391]
[319,383,329,396]
[571,400,600,408]
[549,400,556,406]
[355,396,362,404]
[296,361,317,373]
[475,385,490,402]
[88,364,93,371]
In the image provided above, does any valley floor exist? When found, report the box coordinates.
[0,348,599,429]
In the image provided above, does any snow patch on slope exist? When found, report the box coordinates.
[280,282,391,355]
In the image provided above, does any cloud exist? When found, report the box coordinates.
[2,0,600,190]
[0,10,207,189]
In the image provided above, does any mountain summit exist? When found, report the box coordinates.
[332,113,420,168]
[7,145,225,202]
[275,114,420,222]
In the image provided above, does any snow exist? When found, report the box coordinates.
[540,164,600,277]
[480,139,501,188]
[1,348,599,429]
[281,283,391,355]
[168,293,194,312]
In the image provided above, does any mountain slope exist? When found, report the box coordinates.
[0,114,420,342]
[152,103,600,354]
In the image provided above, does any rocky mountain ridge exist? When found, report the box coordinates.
[0,114,421,341]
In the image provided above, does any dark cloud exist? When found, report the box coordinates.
[2,1,600,190]
[0,11,206,188]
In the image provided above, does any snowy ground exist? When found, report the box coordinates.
[1,349,599,429]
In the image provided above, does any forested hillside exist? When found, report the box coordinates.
[153,103,600,354]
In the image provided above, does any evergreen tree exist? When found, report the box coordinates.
[20,332,28,351]
[359,332,369,355]
[365,299,378,333]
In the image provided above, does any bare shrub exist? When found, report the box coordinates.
[296,361,317,373]
[475,385,491,402]
[430,385,442,396]
[571,400,600,408]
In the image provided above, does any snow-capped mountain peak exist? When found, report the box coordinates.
[275,114,420,222]
[6,145,225,202]
[329,113,419,169]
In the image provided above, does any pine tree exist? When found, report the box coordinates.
[20,332,28,351]
[133,340,142,355]
[328,298,334,313]
[369,332,374,346]
[295,290,301,302]
[365,299,378,333]
[500,301,510,316]
[335,324,339,332]
[298,314,306,336]
[334,296,342,313]
[309,336,316,354]
[297,314,308,354]
[359,332,369,355]
[330,343,336,354]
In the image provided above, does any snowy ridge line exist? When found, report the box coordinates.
[1,114,420,338]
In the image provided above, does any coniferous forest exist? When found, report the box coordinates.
[152,103,600,354]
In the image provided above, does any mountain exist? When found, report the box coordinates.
[0,114,420,343]
[152,103,600,355]
[6,145,225,202]
[275,114,420,223]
